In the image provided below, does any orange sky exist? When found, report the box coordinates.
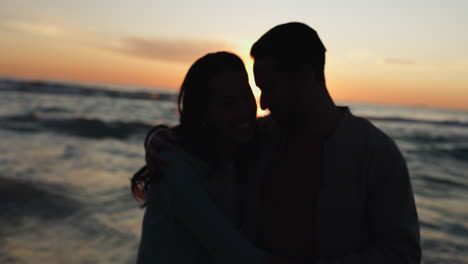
[1,1,467,111]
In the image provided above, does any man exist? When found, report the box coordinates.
[246,22,421,263]
[143,22,421,263]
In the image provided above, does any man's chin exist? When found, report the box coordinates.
[271,112,304,131]
[270,111,288,125]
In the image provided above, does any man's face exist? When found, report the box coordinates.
[253,58,302,124]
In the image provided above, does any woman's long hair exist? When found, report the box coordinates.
[131,51,255,207]
[176,51,248,157]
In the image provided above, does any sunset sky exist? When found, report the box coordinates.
[0,0,467,110]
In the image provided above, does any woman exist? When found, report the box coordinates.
[132,52,278,264]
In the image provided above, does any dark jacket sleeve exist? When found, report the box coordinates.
[318,130,421,264]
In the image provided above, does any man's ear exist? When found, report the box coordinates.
[302,64,317,80]
[296,64,316,87]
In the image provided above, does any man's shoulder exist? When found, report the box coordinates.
[344,111,408,187]
[346,111,402,160]
[346,110,395,147]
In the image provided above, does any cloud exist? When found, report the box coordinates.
[4,20,72,38]
[111,37,236,63]
[345,51,416,67]
[382,58,414,66]
[2,19,238,64]
[2,19,102,44]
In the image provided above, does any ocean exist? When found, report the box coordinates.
[0,79,467,264]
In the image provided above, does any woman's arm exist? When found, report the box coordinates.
[160,151,267,264]
[137,173,206,264]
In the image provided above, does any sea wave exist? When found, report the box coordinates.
[365,116,468,128]
[0,113,153,139]
[0,177,79,224]
[0,79,176,102]
[0,177,139,264]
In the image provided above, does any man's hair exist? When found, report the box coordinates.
[250,22,327,83]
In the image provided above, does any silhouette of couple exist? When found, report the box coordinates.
[132,22,421,264]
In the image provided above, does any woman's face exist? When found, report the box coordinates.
[205,69,257,145]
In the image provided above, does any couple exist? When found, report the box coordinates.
[132,22,421,263]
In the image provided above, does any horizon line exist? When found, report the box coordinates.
[1,75,467,113]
